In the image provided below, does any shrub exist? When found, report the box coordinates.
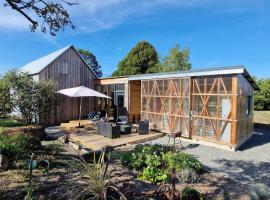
[119,144,171,170]
[177,168,199,184]
[163,151,203,173]
[139,166,168,184]
[181,187,200,200]
[249,184,270,200]
[118,144,202,184]
[0,134,41,159]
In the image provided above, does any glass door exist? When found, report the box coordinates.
[115,92,124,107]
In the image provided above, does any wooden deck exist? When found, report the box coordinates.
[69,130,165,151]
[61,119,165,151]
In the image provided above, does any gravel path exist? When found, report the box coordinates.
[147,128,270,187]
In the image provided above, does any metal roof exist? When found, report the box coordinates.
[21,45,97,77]
[127,65,259,90]
[21,45,71,74]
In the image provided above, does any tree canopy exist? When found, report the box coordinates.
[254,78,270,111]
[78,49,103,78]
[4,0,76,36]
[162,44,191,72]
[112,42,191,76]
[112,41,159,76]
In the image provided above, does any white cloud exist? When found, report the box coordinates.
[70,0,209,32]
[0,5,29,30]
[0,0,266,33]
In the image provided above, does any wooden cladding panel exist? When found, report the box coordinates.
[191,75,237,146]
[236,74,254,143]
[129,81,141,122]
[141,78,190,137]
[231,75,238,145]
[39,47,96,124]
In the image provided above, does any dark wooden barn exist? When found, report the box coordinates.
[21,45,97,124]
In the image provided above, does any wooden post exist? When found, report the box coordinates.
[169,80,174,133]
[231,75,238,145]
[189,77,193,139]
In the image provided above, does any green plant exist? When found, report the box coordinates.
[70,151,126,200]
[118,144,202,184]
[0,70,57,126]
[163,151,203,173]
[181,187,200,200]
[177,167,198,184]
[0,134,41,159]
[139,166,168,184]
[249,184,270,200]
[24,153,35,200]
[119,144,170,170]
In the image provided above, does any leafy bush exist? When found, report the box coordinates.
[249,184,270,200]
[0,134,41,159]
[163,152,203,173]
[177,168,199,184]
[118,144,202,184]
[119,144,171,170]
[181,187,200,200]
[139,166,168,183]
[254,78,270,111]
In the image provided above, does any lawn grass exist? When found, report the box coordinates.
[254,111,270,130]
[0,119,26,127]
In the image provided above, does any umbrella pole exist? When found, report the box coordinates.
[79,96,82,127]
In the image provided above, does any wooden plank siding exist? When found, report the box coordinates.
[128,81,141,122]
[38,47,96,124]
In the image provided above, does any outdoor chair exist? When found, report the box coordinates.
[134,119,149,135]
[116,107,128,125]
[167,132,182,148]
[88,112,96,120]
[97,120,120,139]
[89,110,107,122]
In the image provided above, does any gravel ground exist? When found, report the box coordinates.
[147,128,270,187]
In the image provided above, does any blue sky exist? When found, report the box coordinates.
[0,0,269,78]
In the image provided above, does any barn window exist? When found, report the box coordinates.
[59,62,68,74]
[246,96,252,116]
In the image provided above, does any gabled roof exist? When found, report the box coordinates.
[127,65,259,90]
[21,45,97,77]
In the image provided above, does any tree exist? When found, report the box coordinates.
[0,70,57,126]
[4,0,77,36]
[78,49,103,78]
[254,78,270,111]
[0,78,11,114]
[2,70,36,124]
[35,80,57,126]
[112,41,159,76]
[161,44,191,72]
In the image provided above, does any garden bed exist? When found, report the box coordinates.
[1,125,46,140]
[0,141,251,200]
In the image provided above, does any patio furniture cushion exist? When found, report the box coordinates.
[116,116,128,125]
[90,110,107,122]
[88,112,96,120]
